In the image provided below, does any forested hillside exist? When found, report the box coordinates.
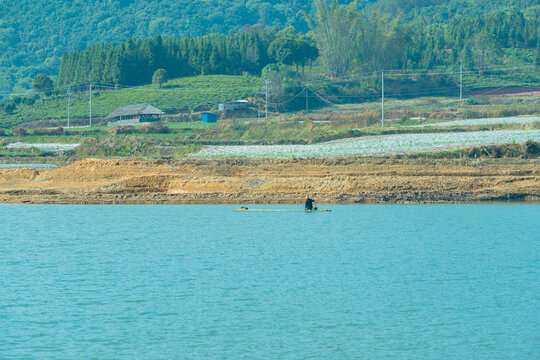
[56,2,538,90]
[1,0,319,98]
[56,28,318,89]
[0,0,538,100]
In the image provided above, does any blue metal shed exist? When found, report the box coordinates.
[202,113,217,123]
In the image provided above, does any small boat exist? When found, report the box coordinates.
[235,208,331,212]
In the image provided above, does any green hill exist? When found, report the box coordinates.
[1,0,538,99]
[0,0,319,98]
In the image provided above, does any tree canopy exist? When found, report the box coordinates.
[56,30,278,88]
[268,28,318,72]
[313,1,538,77]
[152,69,168,87]
[32,73,53,99]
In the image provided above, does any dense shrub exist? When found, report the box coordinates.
[0,128,6,136]
[465,141,540,158]
[521,140,539,156]
[23,95,39,105]
[3,101,16,114]
[142,122,171,134]
[31,127,65,136]
[12,127,28,137]
[106,123,171,135]
[10,96,23,104]
[106,126,137,135]
[465,96,489,105]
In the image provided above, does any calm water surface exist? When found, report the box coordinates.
[0,204,538,359]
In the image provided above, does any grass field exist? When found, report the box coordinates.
[306,95,540,127]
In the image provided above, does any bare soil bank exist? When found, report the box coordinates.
[0,158,538,204]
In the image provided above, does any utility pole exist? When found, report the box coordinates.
[459,62,463,102]
[89,83,93,127]
[67,90,73,128]
[305,87,309,117]
[264,79,270,118]
[381,71,385,127]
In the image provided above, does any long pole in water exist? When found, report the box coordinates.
[381,71,384,127]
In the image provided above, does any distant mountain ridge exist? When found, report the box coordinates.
[0,0,537,99]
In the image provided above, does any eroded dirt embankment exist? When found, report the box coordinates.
[0,158,539,204]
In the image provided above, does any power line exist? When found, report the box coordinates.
[94,83,264,93]
[264,79,270,118]
[460,62,463,102]
[306,86,339,105]
[2,64,536,97]
[268,89,305,106]
[2,65,537,112]
[67,89,73,128]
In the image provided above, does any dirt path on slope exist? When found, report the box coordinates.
[0,158,538,204]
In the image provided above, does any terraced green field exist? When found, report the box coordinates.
[0,75,262,128]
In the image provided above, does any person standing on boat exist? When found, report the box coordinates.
[305,197,315,210]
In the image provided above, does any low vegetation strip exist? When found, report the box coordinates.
[412,116,540,128]
[0,164,57,168]
[192,130,540,158]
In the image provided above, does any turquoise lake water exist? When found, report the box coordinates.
[0,204,538,359]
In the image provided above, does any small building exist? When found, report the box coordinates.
[106,104,164,126]
[218,100,249,111]
[202,113,217,123]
